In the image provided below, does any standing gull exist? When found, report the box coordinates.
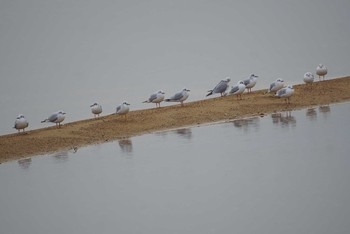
[275,85,294,104]
[41,111,66,128]
[165,88,190,107]
[267,78,284,94]
[143,90,165,108]
[90,102,102,118]
[303,72,314,86]
[229,80,246,100]
[206,77,230,97]
[116,102,130,121]
[14,114,29,133]
[316,64,327,81]
[243,74,259,93]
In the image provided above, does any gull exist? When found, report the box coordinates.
[275,85,294,104]
[303,72,314,86]
[41,111,66,128]
[267,78,284,93]
[116,102,130,121]
[14,114,29,133]
[143,90,165,108]
[206,77,230,97]
[243,74,258,93]
[229,80,246,100]
[90,102,102,118]
[316,64,327,81]
[165,88,190,107]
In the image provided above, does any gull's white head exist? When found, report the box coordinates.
[304,72,313,78]
[158,90,165,94]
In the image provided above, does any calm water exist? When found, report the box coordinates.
[1,102,349,234]
[1,0,350,134]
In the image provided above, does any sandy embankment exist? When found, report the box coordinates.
[1,76,350,163]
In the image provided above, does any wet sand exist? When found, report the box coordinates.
[1,76,350,163]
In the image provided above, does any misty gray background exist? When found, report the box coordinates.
[1,0,350,134]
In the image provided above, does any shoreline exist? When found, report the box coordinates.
[1,76,350,163]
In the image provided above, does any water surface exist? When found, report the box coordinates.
[1,102,349,234]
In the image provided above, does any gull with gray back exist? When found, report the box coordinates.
[229,80,246,100]
[243,74,259,93]
[165,88,190,107]
[14,114,29,133]
[206,77,231,97]
[275,85,294,104]
[90,102,102,118]
[41,111,66,128]
[143,90,165,108]
[116,102,130,121]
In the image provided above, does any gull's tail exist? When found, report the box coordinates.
[206,90,213,97]
[142,100,149,103]
[41,119,48,123]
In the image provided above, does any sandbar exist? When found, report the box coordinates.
[1,76,349,163]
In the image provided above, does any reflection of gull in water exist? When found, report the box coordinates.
[306,108,317,120]
[319,105,331,118]
[18,158,32,169]
[154,131,168,138]
[174,128,192,140]
[319,105,330,113]
[271,113,282,125]
[52,151,69,162]
[271,111,296,127]
[118,138,133,154]
[232,117,260,132]
[280,112,296,127]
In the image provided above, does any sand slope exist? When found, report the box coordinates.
[1,76,350,163]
